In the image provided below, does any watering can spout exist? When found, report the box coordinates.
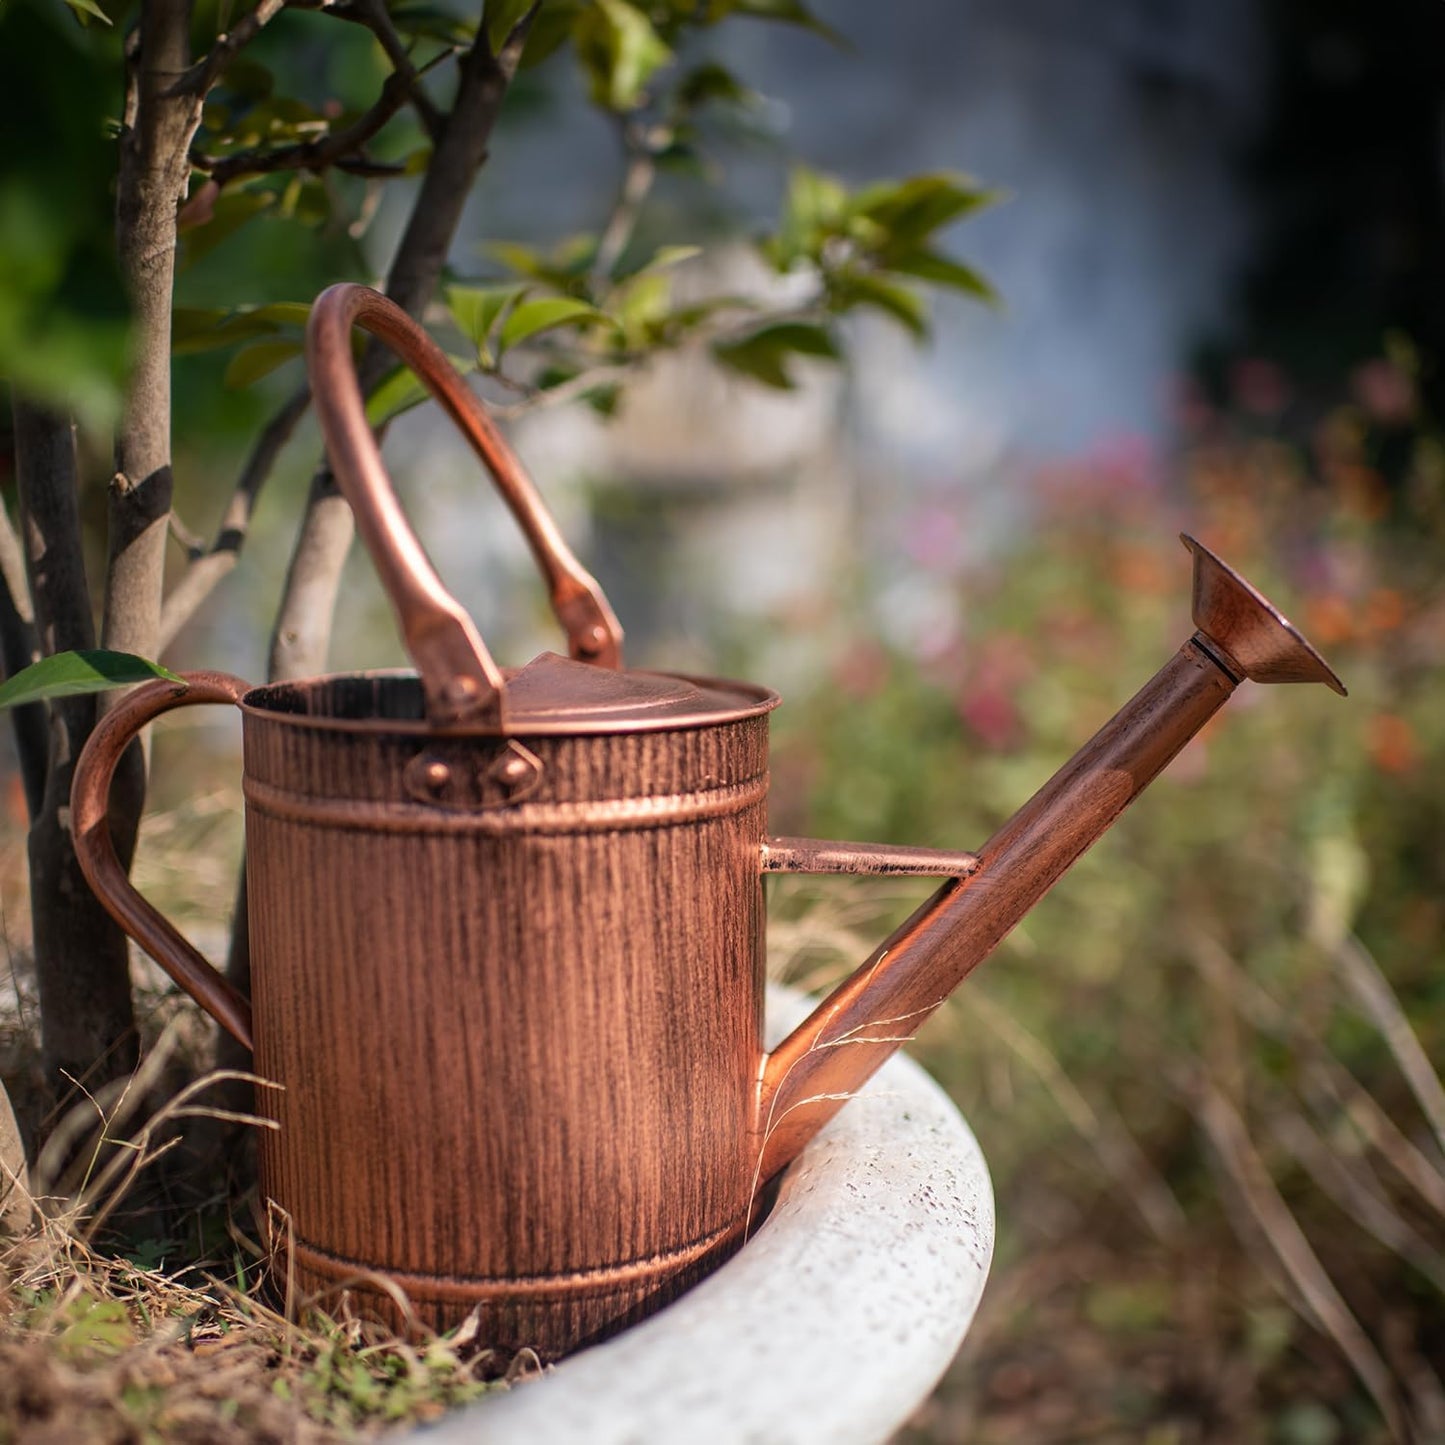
[753,534,1345,1183]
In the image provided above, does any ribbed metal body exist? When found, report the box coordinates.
[240,675,770,1351]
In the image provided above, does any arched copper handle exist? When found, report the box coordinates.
[306,283,624,729]
[71,672,255,1050]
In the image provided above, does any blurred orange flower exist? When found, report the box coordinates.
[1304,593,1356,646]
[1368,713,1420,775]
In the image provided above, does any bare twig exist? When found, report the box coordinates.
[490,361,635,419]
[591,121,659,285]
[1186,933,1445,1219]
[157,385,311,655]
[1329,931,1445,1159]
[1186,1067,1411,1443]
[968,987,1187,1244]
[267,14,538,686]
[166,510,206,557]
[194,66,423,186]
[1266,1107,1445,1296]
[168,0,288,98]
[348,0,446,140]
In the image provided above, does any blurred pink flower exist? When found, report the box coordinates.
[1088,431,1159,495]
[1167,375,1216,437]
[1229,358,1291,417]
[958,686,1019,750]
[900,504,964,573]
[833,640,891,700]
[956,635,1035,749]
[1351,359,1416,424]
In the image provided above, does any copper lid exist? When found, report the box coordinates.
[500,652,778,732]
[243,654,778,736]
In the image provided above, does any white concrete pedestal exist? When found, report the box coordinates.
[411,989,994,1445]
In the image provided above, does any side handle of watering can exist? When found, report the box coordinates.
[305,283,624,730]
[750,535,1346,1184]
[70,672,256,1050]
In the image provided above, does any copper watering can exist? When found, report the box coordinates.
[71,284,1346,1358]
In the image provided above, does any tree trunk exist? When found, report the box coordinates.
[0,495,45,820]
[14,402,140,1095]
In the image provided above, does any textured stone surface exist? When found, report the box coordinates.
[410,988,994,1444]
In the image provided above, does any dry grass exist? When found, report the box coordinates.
[0,1074,527,1444]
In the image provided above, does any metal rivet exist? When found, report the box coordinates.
[423,760,451,791]
[497,755,531,786]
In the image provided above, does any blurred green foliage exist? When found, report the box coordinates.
[0,4,129,431]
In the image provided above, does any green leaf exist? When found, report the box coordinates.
[712,321,839,390]
[584,382,621,416]
[178,188,276,269]
[365,365,429,427]
[62,0,113,25]
[215,56,275,101]
[674,61,754,111]
[520,0,584,68]
[445,283,527,364]
[248,301,314,327]
[768,164,849,268]
[853,173,1000,246]
[485,236,597,287]
[622,243,702,279]
[830,273,929,337]
[172,302,311,356]
[611,273,671,345]
[0,652,182,711]
[485,0,536,53]
[363,355,476,427]
[888,249,998,304]
[705,0,843,44]
[573,0,673,111]
[498,296,617,353]
[384,2,479,45]
[223,338,303,388]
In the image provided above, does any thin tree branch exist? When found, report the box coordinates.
[167,510,206,557]
[1187,1067,1412,1444]
[591,121,659,286]
[1187,931,1445,1220]
[1266,1107,1445,1297]
[168,0,289,97]
[968,986,1187,1244]
[267,14,538,686]
[348,0,446,141]
[1329,930,1445,1159]
[157,384,311,655]
[193,66,421,186]
[108,0,204,670]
